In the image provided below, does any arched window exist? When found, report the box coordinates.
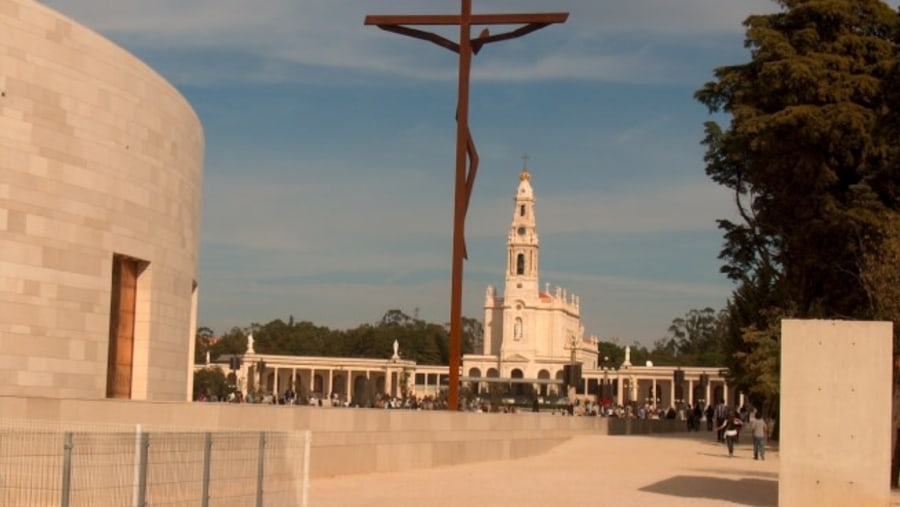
[516,253,525,275]
[520,204,525,217]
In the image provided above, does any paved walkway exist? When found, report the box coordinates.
[310,431,782,507]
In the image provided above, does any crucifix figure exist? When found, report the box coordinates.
[365,1,568,410]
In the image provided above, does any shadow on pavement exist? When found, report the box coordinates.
[639,475,777,507]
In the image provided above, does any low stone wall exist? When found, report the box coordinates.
[0,396,607,477]
[607,417,692,435]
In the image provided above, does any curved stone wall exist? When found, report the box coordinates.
[0,0,204,400]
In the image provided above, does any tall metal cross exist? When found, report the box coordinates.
[365,1,568,410]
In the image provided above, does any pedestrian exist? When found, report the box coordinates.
[716,410,742,458]
[714,401,727,442]
[749,409,768,460]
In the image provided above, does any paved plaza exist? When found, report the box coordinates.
[310,430,780,507]
[310,429,900,507]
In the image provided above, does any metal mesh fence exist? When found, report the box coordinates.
[0,420,310,507]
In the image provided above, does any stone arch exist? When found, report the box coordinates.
[467,367,483,393]
[510,368,528,396]
[537,369,550,397]
[313,374,324,395]
[352,374,369,407]
[553,369,565,396]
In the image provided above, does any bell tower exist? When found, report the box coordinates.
[505,161,540,298]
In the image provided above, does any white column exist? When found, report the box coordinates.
[328,369,334,398]
[344,371,351,401]
[669,380,675,407]
[705,382,711,405]
[273,367,280,397]
[616,374,623,403]
[723,381,729,406]
[308,368,315,395]
[651,378,657,407]
[687,379,694,406]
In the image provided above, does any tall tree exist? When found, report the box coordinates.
[208,326,250,359]
[664,307,728,366]
[696,0,900,480]
[697,0,900,319]
[860,210,900,485]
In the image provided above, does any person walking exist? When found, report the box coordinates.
[716,410,742,458]
[749,409,768,460]
[714,402,727,442]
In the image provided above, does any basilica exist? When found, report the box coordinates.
[461,166,599,393]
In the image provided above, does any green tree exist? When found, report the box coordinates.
[194,326,215,364]
[461,317,482,355]
[859,211,900,485]
[208,326,249,359]
[597,341,625,368]
[696,0,900,481]
[696,0,900,318]
[663,307,727,366]
[193,367,230,401]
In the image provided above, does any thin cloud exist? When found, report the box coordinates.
[41,0,780,85]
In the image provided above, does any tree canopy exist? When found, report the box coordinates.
[199,309,475,366]
[695,0,900,411]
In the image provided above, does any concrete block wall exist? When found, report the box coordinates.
[780,320,892,507]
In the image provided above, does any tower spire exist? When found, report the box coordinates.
[506,163,539,295]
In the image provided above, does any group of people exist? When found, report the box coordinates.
[711,402,769,459]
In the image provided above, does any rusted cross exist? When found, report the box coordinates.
[365,2,567,410]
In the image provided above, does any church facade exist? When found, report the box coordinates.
[462,168,599,392]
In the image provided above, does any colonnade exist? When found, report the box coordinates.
[213,354,738,410]
[578,367,736,409]
[234,354,415,403]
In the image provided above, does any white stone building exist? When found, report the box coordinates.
[462,168,599,394]
[1,0,204,401]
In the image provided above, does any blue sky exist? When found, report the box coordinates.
[43,0,822,346]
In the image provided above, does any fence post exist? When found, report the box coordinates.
[135,431,149,507]
[60,432,73,507]
[201,432,212,507]
[301,431,311,507]
[256,432,266,507]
